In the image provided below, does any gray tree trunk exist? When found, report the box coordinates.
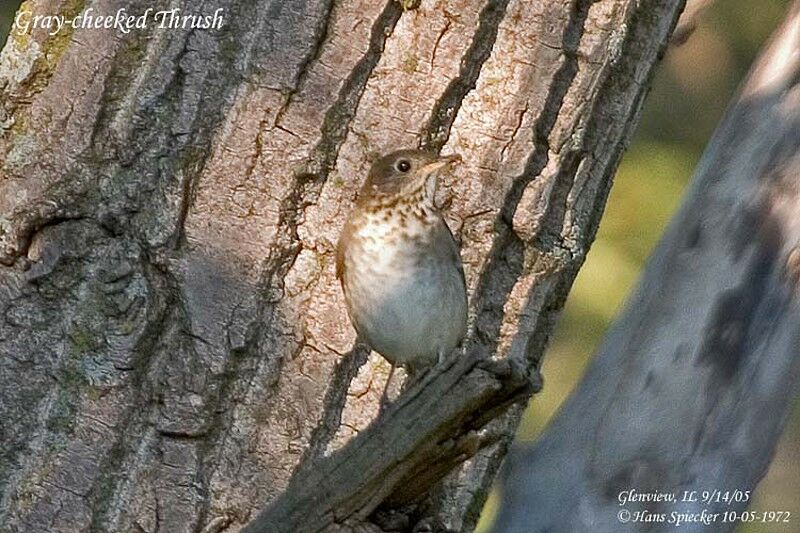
[494,2,800,532]
[0,0,682,532]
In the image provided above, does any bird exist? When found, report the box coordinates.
[336,149,468,406]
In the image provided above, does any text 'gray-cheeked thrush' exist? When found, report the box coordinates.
[336,149,468,405]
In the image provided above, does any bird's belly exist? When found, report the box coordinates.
[343,236,467,366]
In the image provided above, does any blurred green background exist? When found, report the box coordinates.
[0,2,17,44]
[1,1,796,532]
[478,1,799,532]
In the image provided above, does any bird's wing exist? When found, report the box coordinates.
[438,218,466,290]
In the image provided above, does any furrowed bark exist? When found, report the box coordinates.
[494,2,800,532]
[0,0,683,532]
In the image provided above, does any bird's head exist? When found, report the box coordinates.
[359,149,461,207]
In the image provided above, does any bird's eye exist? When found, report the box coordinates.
[396,159,411,173]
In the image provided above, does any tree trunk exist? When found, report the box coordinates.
[494,2,800,532]
[0,1,682,532]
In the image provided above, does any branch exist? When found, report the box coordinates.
[242,356,534,533]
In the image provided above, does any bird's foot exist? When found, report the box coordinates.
[378,362,398,416]
[378,390,393,416]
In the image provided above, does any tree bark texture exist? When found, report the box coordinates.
[494,3,800,532]
[0,0,682,532]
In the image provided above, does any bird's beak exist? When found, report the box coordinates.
[420,153,462,174]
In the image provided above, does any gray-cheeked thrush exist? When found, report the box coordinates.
[336,149,468,399]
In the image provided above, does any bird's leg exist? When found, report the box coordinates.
[437,347,447,365]
[379,361,397,415]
